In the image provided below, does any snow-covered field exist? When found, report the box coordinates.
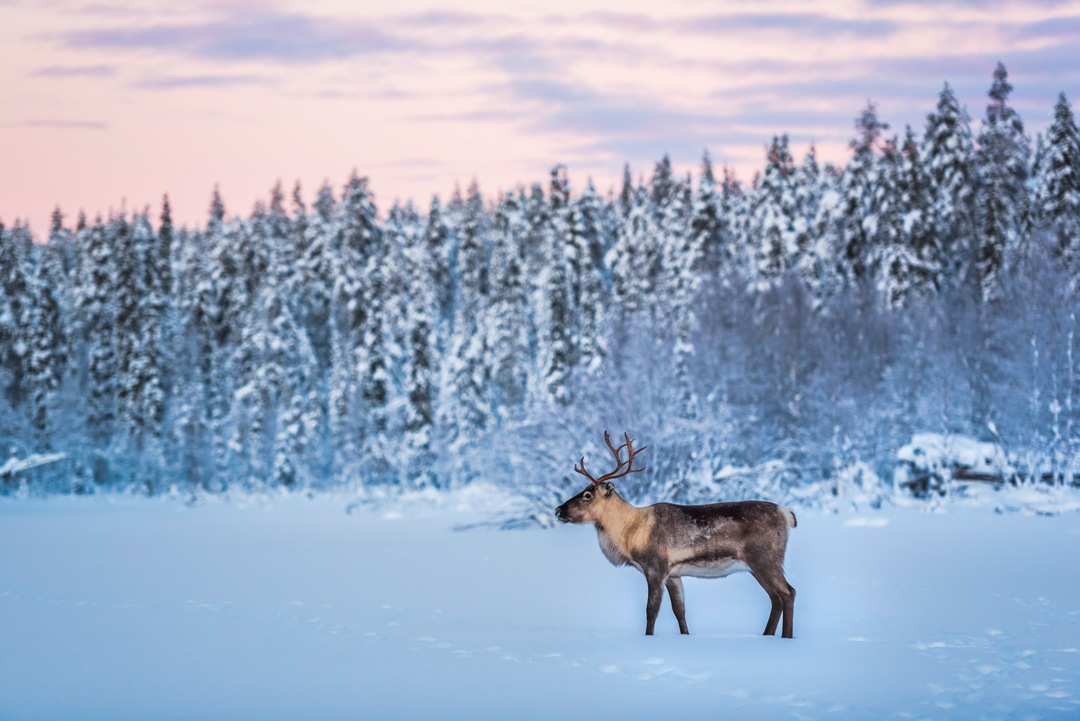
[2,491,1079,721]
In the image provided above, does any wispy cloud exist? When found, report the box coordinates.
[674,11,896,37]
[453,75,737,165]
[132,73,275,90]
[27,63,115,78]
[1011,14,1080,42]
[394,10,506,28]
[870,0,1070,7]
[58,7,420,63]
[560,10,896,38]
[13,118,108,129]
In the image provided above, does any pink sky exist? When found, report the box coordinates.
[2,0,1079,236]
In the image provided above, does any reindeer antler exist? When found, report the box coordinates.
[573,430,647,485]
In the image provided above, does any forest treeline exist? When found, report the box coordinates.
[2,63,1079,505]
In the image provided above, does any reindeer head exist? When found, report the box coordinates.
[554,431,646,524]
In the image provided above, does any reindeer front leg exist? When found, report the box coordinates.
[644,571,666,635]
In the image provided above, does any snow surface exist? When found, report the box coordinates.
[2,492,1079,720]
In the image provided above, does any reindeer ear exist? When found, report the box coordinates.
[603,481,615,494]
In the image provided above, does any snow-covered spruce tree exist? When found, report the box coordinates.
[661,171,704,419]
[926,85,997,429]
[24,218,71,449]
[691,151,724,278]
[719,166,748,281]
[791,146,824,285]
[569,179,610,374]
[871,136,923,308]
[259,182,296,296]
[206,214,264,481]
[536,166,577,406]
[976,62,1030,303]
[440,180,491,451]
[76,218,119,466]
[228,267,320,489]
[900,125,944,299]
[487,191,532,415]
[423,196,454,329]
[158,196,174,299]
[301,180,337,369]
[328,173,381,483]
[923,83,978,290]
[608,179,660,318]
[0,220,34,417]
[169,224,218,488]
[748,135,798,287]
[398,203,445,486]
[358,202,419,483]
[520,182,550,307]
[1032,93,1080,284]
[649,154,678,217]
[870,129,941,308]
[114,212,167,478]
[832,102,889,287]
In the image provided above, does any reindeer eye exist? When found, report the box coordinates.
[582,491,593,502]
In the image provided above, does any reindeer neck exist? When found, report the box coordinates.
[594,494,652,567]
[595,493,645,537]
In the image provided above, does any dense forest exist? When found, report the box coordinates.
[2,64,1079,513]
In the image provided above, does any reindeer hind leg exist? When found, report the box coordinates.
[666,577,689,635]
[752,568,792,638]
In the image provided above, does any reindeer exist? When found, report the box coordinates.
[555,432,797,638]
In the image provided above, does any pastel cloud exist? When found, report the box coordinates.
[58,8,418,63]
[28,64,116,78]
[14,119,109,129]
[132,73,276,90]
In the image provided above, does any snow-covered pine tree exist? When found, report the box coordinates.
[440,180,491,450]
[718,166,748,282]
[923,83,978,289]
[569,179,609,374]
[398,202,445,486]
[423,196,453,328]
[358,202,419,483]
[975,62,1030,302]
[204,198,266,484]
[791,146,824,285]
[340,171,382,267]
[749,135,798,287]
[661,171,704,419]
[0,221,34,414]
[691,151,724,276]
[650,154,677,217]
[25,241,68,449]
[77,218,118,458]
[871,135,919,307]
[260,181,297,296]
[114,212,166,471]
[1032,93,1080,284]
[608,181,660,318]
[834,102,889,286]
[536,166,577,406]
[158,196,174,299]
[169,225,217,488]
[328,173,381,483]
[618,163,634,219]
[300,180,336,369]
[873,126,942,306]
[488,191,532,413]
[228,267,320,488]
